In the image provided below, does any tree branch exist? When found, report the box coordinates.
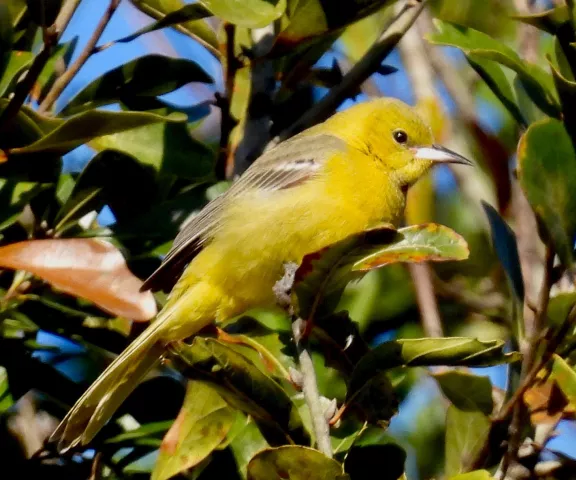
[0,0,82,130]
[38,0,121,114]
[274,0,427,143]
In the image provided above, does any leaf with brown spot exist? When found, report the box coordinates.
[153,381,236,480]
[0,239,156,320]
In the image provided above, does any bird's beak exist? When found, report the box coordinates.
[412,144,473,166]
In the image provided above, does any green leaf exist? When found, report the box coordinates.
[0,50,33,98]
[547,293,576,327]
[111,3,212,46]
[247,446,343,480]
[295,223,468,319]
[106,421,171,445]
[228,418,270,478]
[517,118,576,271]
[90,119,214,180]
[36,38,78,101]
[482,202,524,301]
[0,366,14,414]
[200,0,286,29]
[152,381,236,480]
[7,110,184,157]
[512,4,572,35]
[449,470,494,480]
[26,0,63,27]
[60,54,212,116]
[0,179,49,231]
[348,338,520,404]
[172,337,309,445]
[345,372,398,427]
[550,354,576,405]
[344,443,406,480]
[0,4,14,83]
[445,406,490,477]
[55,150,159,230]
[550,60,576,142]
[428,19,560,118]
[350,223,470,271]
[434,371,494,415]
[131,0,219,53]
[466,55,526,126]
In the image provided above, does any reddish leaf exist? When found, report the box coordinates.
[0,239,156,320]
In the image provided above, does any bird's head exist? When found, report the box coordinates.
[327,97,472,188]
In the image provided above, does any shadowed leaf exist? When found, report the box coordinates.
[445,406,490,476]
[0,366,13,414]
[172,338,309,446]
[0,50,33,97]
[153,381,236,480]
[0,239,157,320]
[60,55,212,116]
[523,378,570,427]
[434,371,494,415]
[482,202,524,301]
[0,179,49,231]
[26,0,62,27]
[247,446,343,480]
[517,118,576,271]
[344,443,406,480]
[7,110,184,157]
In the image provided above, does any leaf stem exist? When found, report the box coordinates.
[38,0,121,114]
[274,0,426,142]
[292,318,333,458]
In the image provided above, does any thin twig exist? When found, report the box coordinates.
[38,0,121,113]
[274,0,427,143]
[292,318,333,458]
[410,264,444,337]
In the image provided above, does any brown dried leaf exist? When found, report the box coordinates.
[523,379,573,426]
[0,239,156,320]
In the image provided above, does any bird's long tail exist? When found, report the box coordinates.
[50,315,169,452]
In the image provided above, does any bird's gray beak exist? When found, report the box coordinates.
[412,144,473,166]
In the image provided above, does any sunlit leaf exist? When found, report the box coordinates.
[153,381,236,480]
[449,470,494,480]
[60,55,212,116]
[428,20,560,118]
[172,338,309,445]
[550,354,576,406]
[0,366,13,414]
[512,4,571,35]
[228,419,269,478]
[547,293,576,327]
[445,406,490,477]
[131,0,218,53]
[482,202,524,301]
[0,50,33,97]
[7,110,185,157]
[200,0,286,29]
[523,378,570,427]
[348,338,520,405]
[517,118,576,271]
[247,446,343,480]
[0,239,157,320]
[434,371,494,415]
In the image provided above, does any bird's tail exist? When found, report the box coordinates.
[50,317,168,452]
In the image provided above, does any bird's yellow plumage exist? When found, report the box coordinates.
[51,98,471,450]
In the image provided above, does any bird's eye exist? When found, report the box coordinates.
[393,129,408,144]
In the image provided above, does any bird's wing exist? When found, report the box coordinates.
[141,132,347,292]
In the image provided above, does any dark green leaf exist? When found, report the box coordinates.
[434,371,494,415]
[7,110,185,157]
[131,0,219,53]
[201,0,286,29]
[348,337,520,404]
[0,50,34,98]
[445,406,490,477]
[106,421,172,444]
[110,3,212,46]
[172,338,309,445]
[517,118,576,271]
[26,0,62,27]
[55,150,158,230]
[153,381,236,480]
[90,118,215,180]
[0,4,14,83]
[0,179,49,231]
[60,54,212,116]
[482,202,524,301]
[247,446,343,480]
[344,444,406,480]
[428,20,560,117]
[512,4,571,35]
[346,372,398,427]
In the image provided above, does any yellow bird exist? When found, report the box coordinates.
[51,97,471,450]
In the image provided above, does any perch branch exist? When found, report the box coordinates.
[274,0,427,143]
[38,0,121,113]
